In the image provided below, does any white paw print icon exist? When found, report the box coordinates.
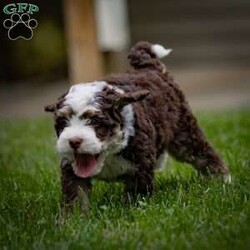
[3,13,38,40]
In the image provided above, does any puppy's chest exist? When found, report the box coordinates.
[96,154,134,180]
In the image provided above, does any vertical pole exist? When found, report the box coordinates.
[64,0,103,83]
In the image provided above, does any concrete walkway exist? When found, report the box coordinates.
[0,67,249,119]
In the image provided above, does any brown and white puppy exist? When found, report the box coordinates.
[45,41,231,211]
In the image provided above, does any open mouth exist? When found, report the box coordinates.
[73,153,99,178]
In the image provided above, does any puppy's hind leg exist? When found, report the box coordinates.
[167,111,231,182]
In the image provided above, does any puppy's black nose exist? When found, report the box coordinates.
[69,137,83,150]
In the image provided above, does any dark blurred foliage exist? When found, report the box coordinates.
[0,0,67,83]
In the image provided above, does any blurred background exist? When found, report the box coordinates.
[0,0,249,118]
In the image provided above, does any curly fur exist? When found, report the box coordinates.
[45,41,230,210]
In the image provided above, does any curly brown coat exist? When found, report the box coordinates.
[46,41,230,210]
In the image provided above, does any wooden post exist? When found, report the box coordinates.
[63,0,103,83]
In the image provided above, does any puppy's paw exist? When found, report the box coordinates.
[222,173,232,184]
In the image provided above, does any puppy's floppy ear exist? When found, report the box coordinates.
[44,103,57,113]
[115,90,150,109]
[44,92,68,113]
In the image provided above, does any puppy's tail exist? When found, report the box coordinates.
[128,41,172,73]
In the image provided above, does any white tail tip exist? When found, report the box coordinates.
[151,44,172,59]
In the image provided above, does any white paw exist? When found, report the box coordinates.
[223,173,232,183]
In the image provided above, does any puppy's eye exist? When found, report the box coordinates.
[57,117,68,127]
[96,126,110,138]
[55,117,68,136]
[89,118,99,126]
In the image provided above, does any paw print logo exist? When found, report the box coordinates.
[3,13,38,40]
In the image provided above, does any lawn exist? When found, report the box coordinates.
[0,110,249,250]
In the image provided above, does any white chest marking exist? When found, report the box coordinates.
[96,154,134,180]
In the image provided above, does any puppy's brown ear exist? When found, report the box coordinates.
[44,103,56,113]
[44,92,68,113]
[115,90,150,109]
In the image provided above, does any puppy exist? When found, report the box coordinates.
[45,41,230,211]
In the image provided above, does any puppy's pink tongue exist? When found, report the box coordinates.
[74,154,97,178]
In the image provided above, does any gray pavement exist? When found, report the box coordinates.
[0,67,249,119]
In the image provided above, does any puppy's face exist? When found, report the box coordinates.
[45,81,149,178]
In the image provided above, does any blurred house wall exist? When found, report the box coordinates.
[128,0,250,69]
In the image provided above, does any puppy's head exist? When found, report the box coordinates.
[45,81,149,178]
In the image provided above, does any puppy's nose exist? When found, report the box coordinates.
[68,137,83,150]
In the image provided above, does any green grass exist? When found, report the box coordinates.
[0,110,250,250]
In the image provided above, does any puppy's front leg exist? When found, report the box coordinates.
[60,159,92,213]
[123,169,154,203]
[77,185,91,212]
